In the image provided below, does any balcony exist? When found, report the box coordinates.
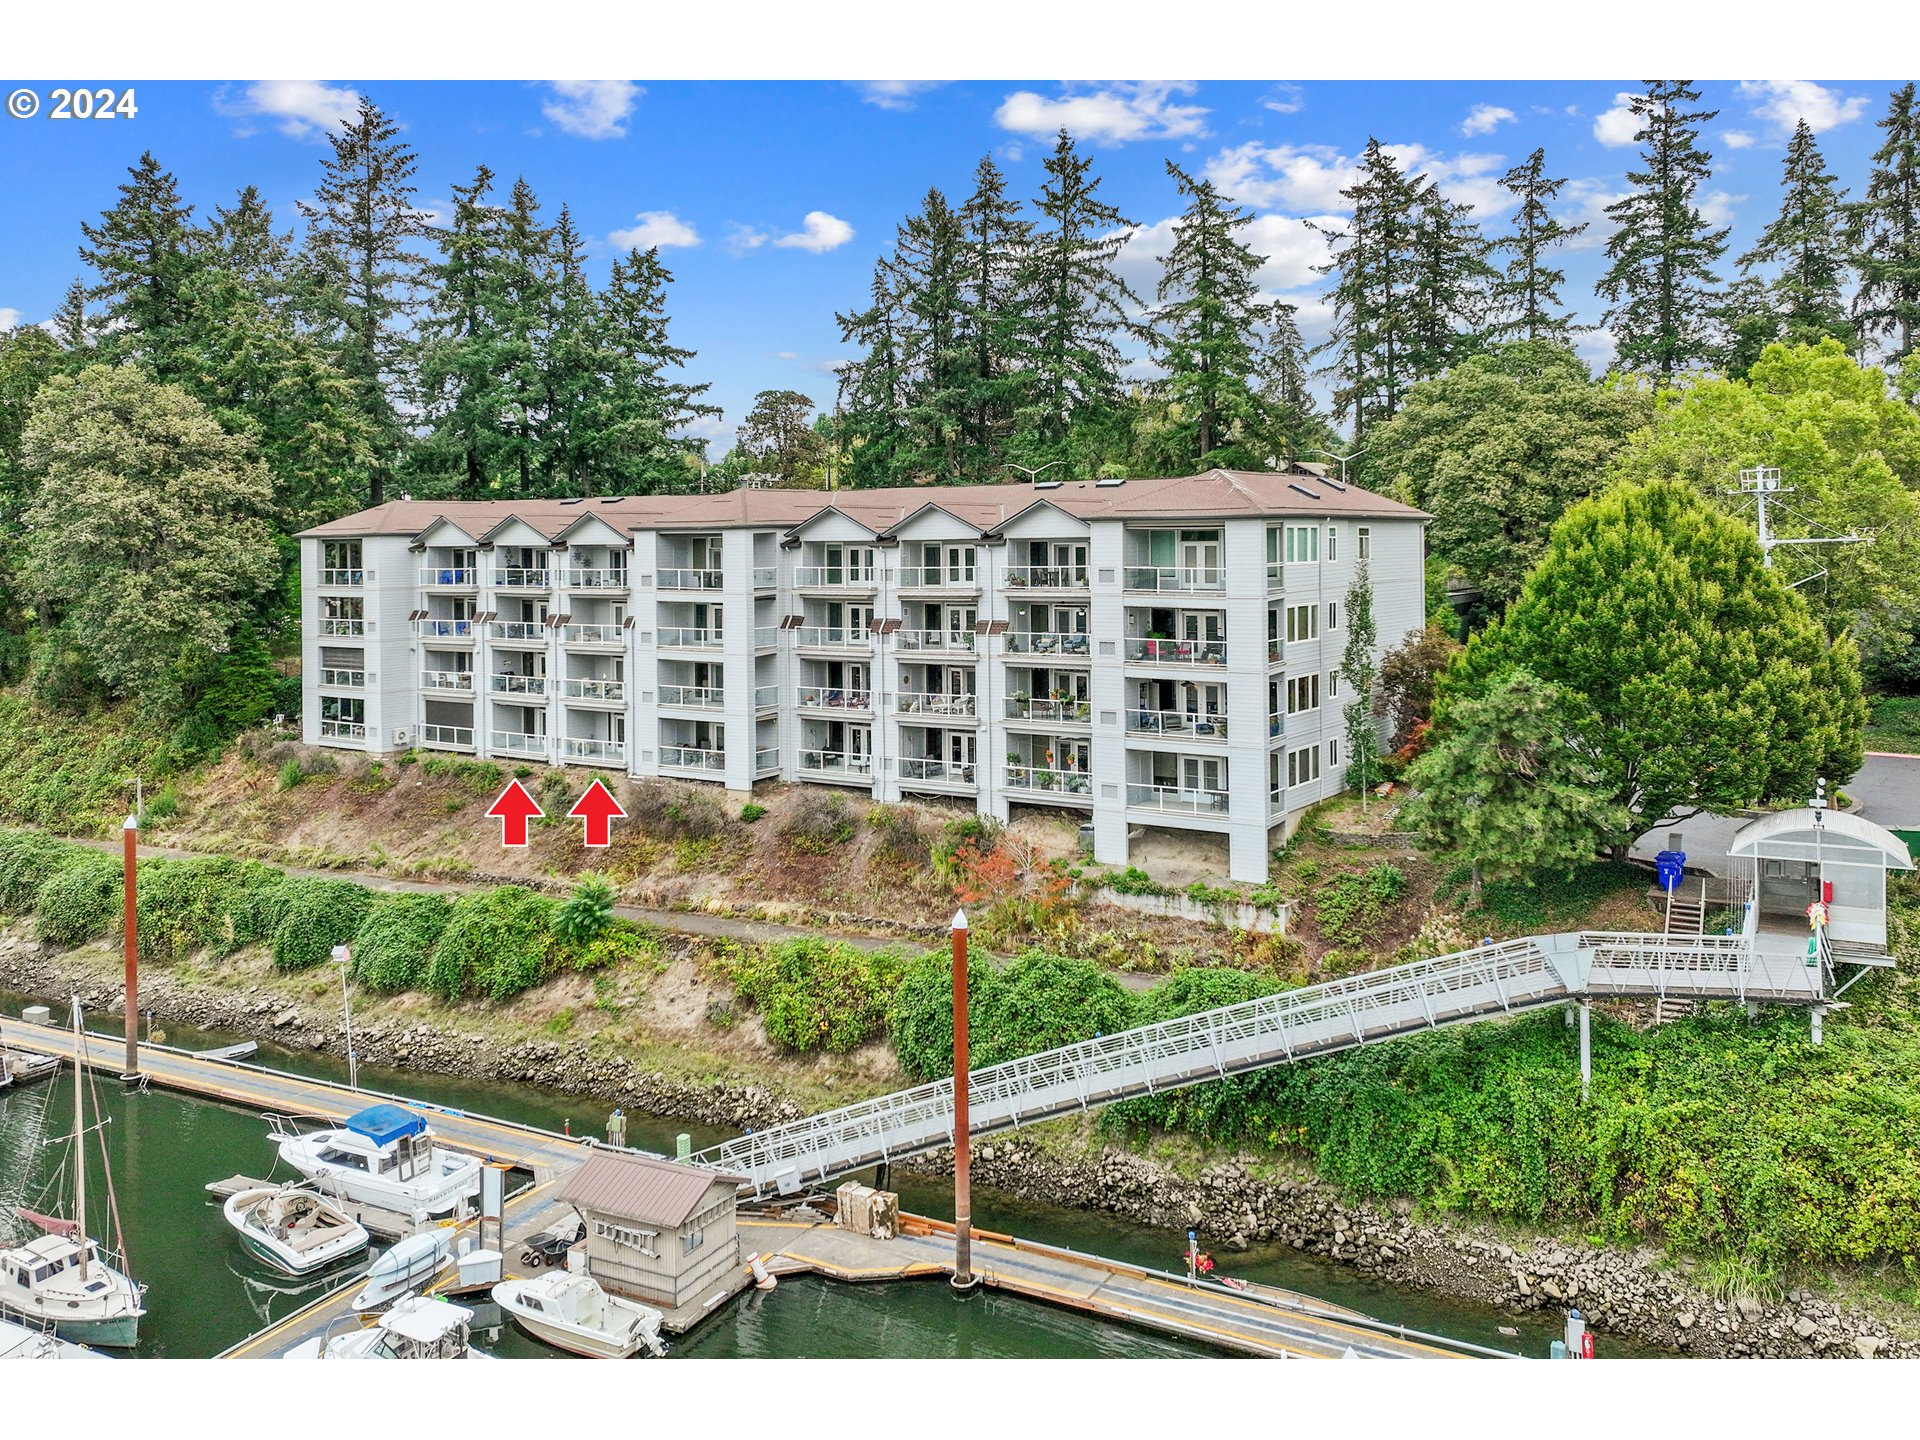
[798,749,872,779]
[755,746,781,775]
[419,566,477,588]
[321,617,368,637]
[1127,709,1228,740]
[560,737,625,765]
[319,568,365,586]
[491,731,548,757]
[414,618,472,641]
[1002,631,1089,659]
[565,567,629,591]
[900,756,977,787]
[562,623,624,646]
[754,626,779,649]
[319,719,366,741]
[1004,765,1093,799]
[895,629,976,654]
[660,567,724,591]
[798,685,872,712]
[1127,782,1228,815]
[1005,695,1090,724]
[489,673,547,697]
[659,626,723,649]
[754,685,778,709]
[420,723,476,751]
[493,567,551,590]
[488,620,546,644]
[752,566,776,589]
[318,667,365,688]
[795,566,877,591]
[421,670,474,692]
[660,745,726,774]
[562,677,626,703]
[796,626,874,650]
[895,566,980,592]
[658,683,721,709]
[1124,565,1224,593]
[1124,638,1227,667]
[1004,564,1088,591]
[896,692,977,719]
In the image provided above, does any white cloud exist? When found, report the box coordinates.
[1120,212,1339,299]
[775,350,799,360]
[1698,190,1746,230]
[608,210,700,250]
[1722,130,1757,150]
[855,81,942,111]
[1560,178,1631,250]
[722,224,770,256]
[994,81,1208,145]
[1593,91,1642,148]
[1461,103,1516,138]
[1262,83,1305,115]
[213,80,360,141]
[1203,140,1515,218]
[1737,79,1868,135]
[1575,327,1618,372]
[773,211,855,253]
[0,308,21,331]
[541,81,641,140]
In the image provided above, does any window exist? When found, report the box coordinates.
[1284,525,1319,565]
[682,1225,705,1256]
[1286,604,1318,643]
[1327,601,1341,631]
[1286,674,1320,714]
[1357,526,1372,561]
[1287,745,1322,787]
[1328,669,1341,698]
[1329,738,1341,767]
[1326,526,1338,562]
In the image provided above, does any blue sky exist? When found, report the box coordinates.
[0,78,1906,451]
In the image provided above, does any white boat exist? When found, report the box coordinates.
[350,1230,452,1312]
[0,1001,146,1349]
[492,1272,668,1358]
[285,1295,486,1359]
[222,1185,369,1276]
[0,1312,106,1359]
[273,1104,482,1222]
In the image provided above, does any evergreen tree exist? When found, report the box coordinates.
[49,281,94,356]
[1339,559,1381,804]
[494,176,556,495]
[298,96,430,506]
[1849,83,1920,361]
[540,205,601,494]
[1491,148,1586,342]
[891,188,968,479]
[1147,163,1276,468]
[589,247,718,491]
[1596,81,1730,381]
[834,265,912,487]
[1315,139,1421,446]
[1403,178,1498,382]
[735,390,825,486]
[416,164,507,498]
[77,150,198,378]
[1254,300,1326,462]
[955,155,1034,479]
[1738,120,1851,350]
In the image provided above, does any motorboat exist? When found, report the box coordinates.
[0,1312,104,1359]
[492,1271,668,1358]
[272,1104,482,1222]
[285,1295,487,1359]
[222,1185,370,1277]
[349,1229,452,1312]
[0,1035,60,1089]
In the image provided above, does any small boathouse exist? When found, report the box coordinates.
[553,1148,746,1312]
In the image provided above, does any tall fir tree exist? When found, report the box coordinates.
[1738,120,1852,350]
[1596,81,1730,381]
[298,97,431,506]
[416,164,507,498]
[1339,559,1381,804]
[1315,138,1421,447]
[1255,300,1324,462]
[1490,148,1586,342]
[955,155,1035,479]
[77,150,198,378]
[890,187,969,479]
[493,176,556,495]
[49,281,95,356]
[539,205,601,495]
[588,247,719,492]
[1403,178,1498,382]
[834,265,912,487]
[1849,83,1920,361]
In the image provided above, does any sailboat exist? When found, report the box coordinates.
[0,1000,147,1348]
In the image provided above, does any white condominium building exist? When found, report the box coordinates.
[298,468,1429,882]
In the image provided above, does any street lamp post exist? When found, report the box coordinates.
[330,944,358,1091]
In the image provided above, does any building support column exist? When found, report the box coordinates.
[1578,1001,1591,1102]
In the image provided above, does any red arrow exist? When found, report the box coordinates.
[486,779,544,848]
[568,778,626,848]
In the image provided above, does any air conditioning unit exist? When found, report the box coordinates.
[392,728,410,745]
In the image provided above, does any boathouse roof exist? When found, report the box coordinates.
[555,1148,745,1228]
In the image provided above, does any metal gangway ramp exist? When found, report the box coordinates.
[694,926,1819,1200]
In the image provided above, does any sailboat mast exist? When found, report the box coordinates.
[71,997,90,1279]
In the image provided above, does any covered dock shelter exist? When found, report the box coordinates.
[1729,807,1914,952]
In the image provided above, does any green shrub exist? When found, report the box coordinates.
[137,855,288,962]
[629,780,726,840]
[718,937,909,1053]
[1311,863,1407,947]
[0,829,93,912]
[971,951,1139,1068]
[270,877,376,971]
[739,801,767,824]
[419,755,504,795]
[1106,866,1164,896]
[35,851,122,944]
[567,920,661,973]
[427,885,557,1001]
[930,816,1000,885]
[554,874,618,948]
[143,782,183,822]
[866,805,929,868]
[781,790,855,854]
[1106,968,1293,1137]
[0,693,182,833]
[350,893,453,992]
[277,760,305,791]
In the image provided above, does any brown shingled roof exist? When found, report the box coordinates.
[296,468,1427,540]
[554,1148,745,1227]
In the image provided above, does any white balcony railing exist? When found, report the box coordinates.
[1005,696,1090,724]
[895,566,979,590]
[1004,564,1088,590]
[565,567,629,590]
[319,568,365,586]
[1002,631,1090,657]
[797,626,874,649]
[489,673,547,696]
[321,617,367,637]
[1124,565,1224,592]
[755,746,781,774]
[421,670,474,692]
[754,626,780,649]
[660,568,724,590]
[754,685,779,709]
[493,567,551,589]
[561,737,626,764]
[563,677,626,703]
[798,749,873,777]
[419,566,477,587]
[420,724,476,750]
[1127,709,1228,739]
[895,629,976,653]
[563,623,623,645]
[1004,765,1093,797]
[795,566,877,589]
[660,744,726,772]
[659,627,723,649]
[752,566,776,588]
[491,731,548,757]
[488,621,545,642]
[1127,783,1229,814]
[896,691,977,718]
[319,719,366,741]
[318,667,365,688]
[414,618,472,640]
[1124,637,1227,666]
[900,756,978,785]
[798,685,872,711]
[658,684,722,708]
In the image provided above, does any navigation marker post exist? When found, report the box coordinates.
[950,908,978,1293]
[122,808,140,1081]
